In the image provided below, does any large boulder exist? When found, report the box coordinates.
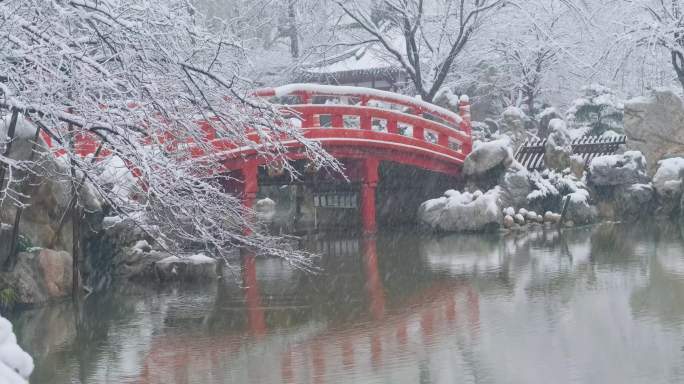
[0,117,104,252]
[544,119,573,172]
[154,254,219,282]
[0,249,73,304]
[588,151,649,187]
[419,188,503,232]
[624,89,684,174]
[614,184,655,221]
[463,136,514,176]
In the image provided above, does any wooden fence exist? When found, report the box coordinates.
[514,135,627,171]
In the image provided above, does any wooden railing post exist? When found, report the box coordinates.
[413,125,424,141]
[387,120,398,135]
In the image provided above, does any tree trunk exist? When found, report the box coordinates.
[288,0,299,58]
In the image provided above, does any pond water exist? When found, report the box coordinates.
[10,222,684,384]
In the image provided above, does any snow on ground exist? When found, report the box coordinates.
[0,316,33,384]
[653,157,684,194]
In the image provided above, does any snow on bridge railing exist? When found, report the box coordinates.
[252,84,473,155]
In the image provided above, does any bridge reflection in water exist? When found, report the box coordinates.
[19,224,684,384]
[134,234,481,384]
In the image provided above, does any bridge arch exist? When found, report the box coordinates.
[221,84,473,233]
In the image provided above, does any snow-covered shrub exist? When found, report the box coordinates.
[566,84,624,136]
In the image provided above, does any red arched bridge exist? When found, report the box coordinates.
[46,84,473,234]
[223,85,472,233]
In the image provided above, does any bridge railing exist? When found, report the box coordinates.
[252,84,473,155]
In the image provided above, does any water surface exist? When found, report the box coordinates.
[11,223,684,383]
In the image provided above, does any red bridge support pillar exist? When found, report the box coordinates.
[360,158,379,234]
[241,162,259,211]
[220,161,259,235]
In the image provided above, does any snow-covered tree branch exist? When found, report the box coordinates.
[0,0,339,269]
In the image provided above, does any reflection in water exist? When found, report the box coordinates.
[9,223,684,383]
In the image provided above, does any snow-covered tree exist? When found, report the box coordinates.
[332,0,507,102]
[566,84,624,136]
[0,0,338,269]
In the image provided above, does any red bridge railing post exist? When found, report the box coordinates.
[459,95,472,154]
[360,158,379,235]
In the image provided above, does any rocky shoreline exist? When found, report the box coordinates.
[419,88,684,234]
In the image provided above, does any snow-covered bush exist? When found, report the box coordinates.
[566,84,624,136]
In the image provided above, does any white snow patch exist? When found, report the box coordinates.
[187,254,215,264]
[0,316,33,383]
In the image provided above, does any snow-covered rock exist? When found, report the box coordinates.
[0,132,104,253]
[0,249,73,304]
[514,213,526,225]
[615,183,655,221]
[418,188,503,232]
[544,119,573,171]
[652,158,684,216]
[154,254,219,282]
[500,167,532,208]
[463,136,514,176]
[255,197,276,222]
[564,189,598,225]
[624,88,684,174]
[544,211,562,224]
[653,158,684,196]
[588,151,648,186]
[0,316,33,384]
[503,215,515,228]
